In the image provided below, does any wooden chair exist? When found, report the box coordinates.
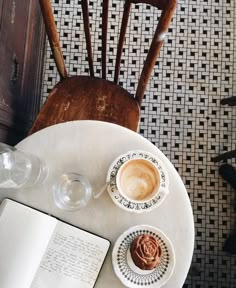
[29,0,177,134]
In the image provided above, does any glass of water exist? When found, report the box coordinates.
[53,173,92,211]
[0,143,48,188]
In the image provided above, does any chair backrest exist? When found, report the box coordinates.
[39,0,177,106]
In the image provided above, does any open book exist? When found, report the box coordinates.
[0,199,110,288]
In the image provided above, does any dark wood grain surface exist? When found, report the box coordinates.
[30,76,140,134]
[0,0,45,144]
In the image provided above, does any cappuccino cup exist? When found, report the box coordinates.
[116,158,160,202]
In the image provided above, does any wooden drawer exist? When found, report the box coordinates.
[0,0,45,144]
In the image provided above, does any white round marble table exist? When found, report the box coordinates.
[1,121,194,288]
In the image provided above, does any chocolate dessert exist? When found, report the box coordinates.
[130,234,162,270]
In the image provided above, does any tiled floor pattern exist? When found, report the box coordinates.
[41,0,236,287]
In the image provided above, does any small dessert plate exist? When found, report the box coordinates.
[112,225,175,288]
[106,150,169,213]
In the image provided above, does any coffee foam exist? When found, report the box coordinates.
[118,159,160,201]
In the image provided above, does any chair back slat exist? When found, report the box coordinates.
[39,0,68,79]
[114,1,132,84]
[114,0,176,101]
[135,0,176,105]
[81,0,94,77]
[39,0,176,106]
[102,0,109,79]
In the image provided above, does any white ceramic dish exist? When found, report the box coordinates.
[106,150,169,213]
[112,225,175,288]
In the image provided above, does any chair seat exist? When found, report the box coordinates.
[29,76,140,134]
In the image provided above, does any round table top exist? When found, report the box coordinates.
[2,120,194,288]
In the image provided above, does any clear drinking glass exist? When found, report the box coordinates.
[0,143,48,188]
[53,173,92,211]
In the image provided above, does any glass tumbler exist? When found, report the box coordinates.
[0,143,48,188]
[53,173,92,211]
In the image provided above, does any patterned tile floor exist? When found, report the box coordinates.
[41,0,236,287]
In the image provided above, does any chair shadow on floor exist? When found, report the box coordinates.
[213,96,236,255]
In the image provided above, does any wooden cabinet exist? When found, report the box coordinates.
[0,0,45,144]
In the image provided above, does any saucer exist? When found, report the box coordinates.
[106,150,169,213]
[112,225,175,288]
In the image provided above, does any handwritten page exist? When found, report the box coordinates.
[31,222,110,288]
[0,199,57,288]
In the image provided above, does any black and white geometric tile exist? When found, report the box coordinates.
[41,0,236,287]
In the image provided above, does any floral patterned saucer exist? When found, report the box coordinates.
[112,225,175,288]
[106,150,169,213]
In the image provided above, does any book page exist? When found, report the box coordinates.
[0,199,57,288]
[31,221,110,288]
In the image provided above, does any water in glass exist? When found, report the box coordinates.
[0,143,47,188]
